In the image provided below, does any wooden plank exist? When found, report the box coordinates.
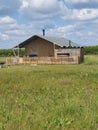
[6,56,80,65]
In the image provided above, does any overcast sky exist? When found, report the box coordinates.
[0,0,98,48]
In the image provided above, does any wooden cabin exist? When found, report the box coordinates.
[11,35,84,64]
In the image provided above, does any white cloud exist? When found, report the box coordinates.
[57,25,76,33]
[0,16,16,24]
[0,0,21,16]
[46,24,77,39]
[88,32,94,36]
[64,0,98,9]
[6,30,25,35]
[19,0,61,20]
[65,0,98,4]
[0,16,28,48]
[0,16,19,32]
[0,33,9,40]
[65,0,89,4]
[20,0,60,12]
[63,9,98,20]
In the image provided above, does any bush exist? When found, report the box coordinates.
[84,46,98,55]
[0,49,25,57]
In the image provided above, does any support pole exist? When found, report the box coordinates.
[18,44,20,57]
[53,43,55,57]
[12,48,16,57]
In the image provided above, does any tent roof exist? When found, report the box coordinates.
[14,35,81,48]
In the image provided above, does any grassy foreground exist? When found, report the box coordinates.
[0,55,98,130]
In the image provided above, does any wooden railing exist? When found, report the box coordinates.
[6,56,80,65]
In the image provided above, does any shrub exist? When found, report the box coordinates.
[84,46,98,55]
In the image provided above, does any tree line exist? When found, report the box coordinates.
[84,45,98,55]
[0,46,98,57]
[0,49,25,57]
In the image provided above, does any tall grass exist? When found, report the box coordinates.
[84,55,98,65]
[0,56,98,130]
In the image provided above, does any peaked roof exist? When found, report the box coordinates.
[39,35,80,47]
[14,35,80,48]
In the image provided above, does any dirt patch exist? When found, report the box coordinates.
[59,79,72,85]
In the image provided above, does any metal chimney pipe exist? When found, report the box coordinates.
[42,29,45,36]
[69,40,71,47]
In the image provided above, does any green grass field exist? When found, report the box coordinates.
[0,55,98,130]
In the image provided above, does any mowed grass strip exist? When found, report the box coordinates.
[0,56,98,130]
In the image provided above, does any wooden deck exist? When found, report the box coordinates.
[6,56,80,65]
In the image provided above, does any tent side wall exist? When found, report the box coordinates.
[54,48,84,63]
[25,38,55,57]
